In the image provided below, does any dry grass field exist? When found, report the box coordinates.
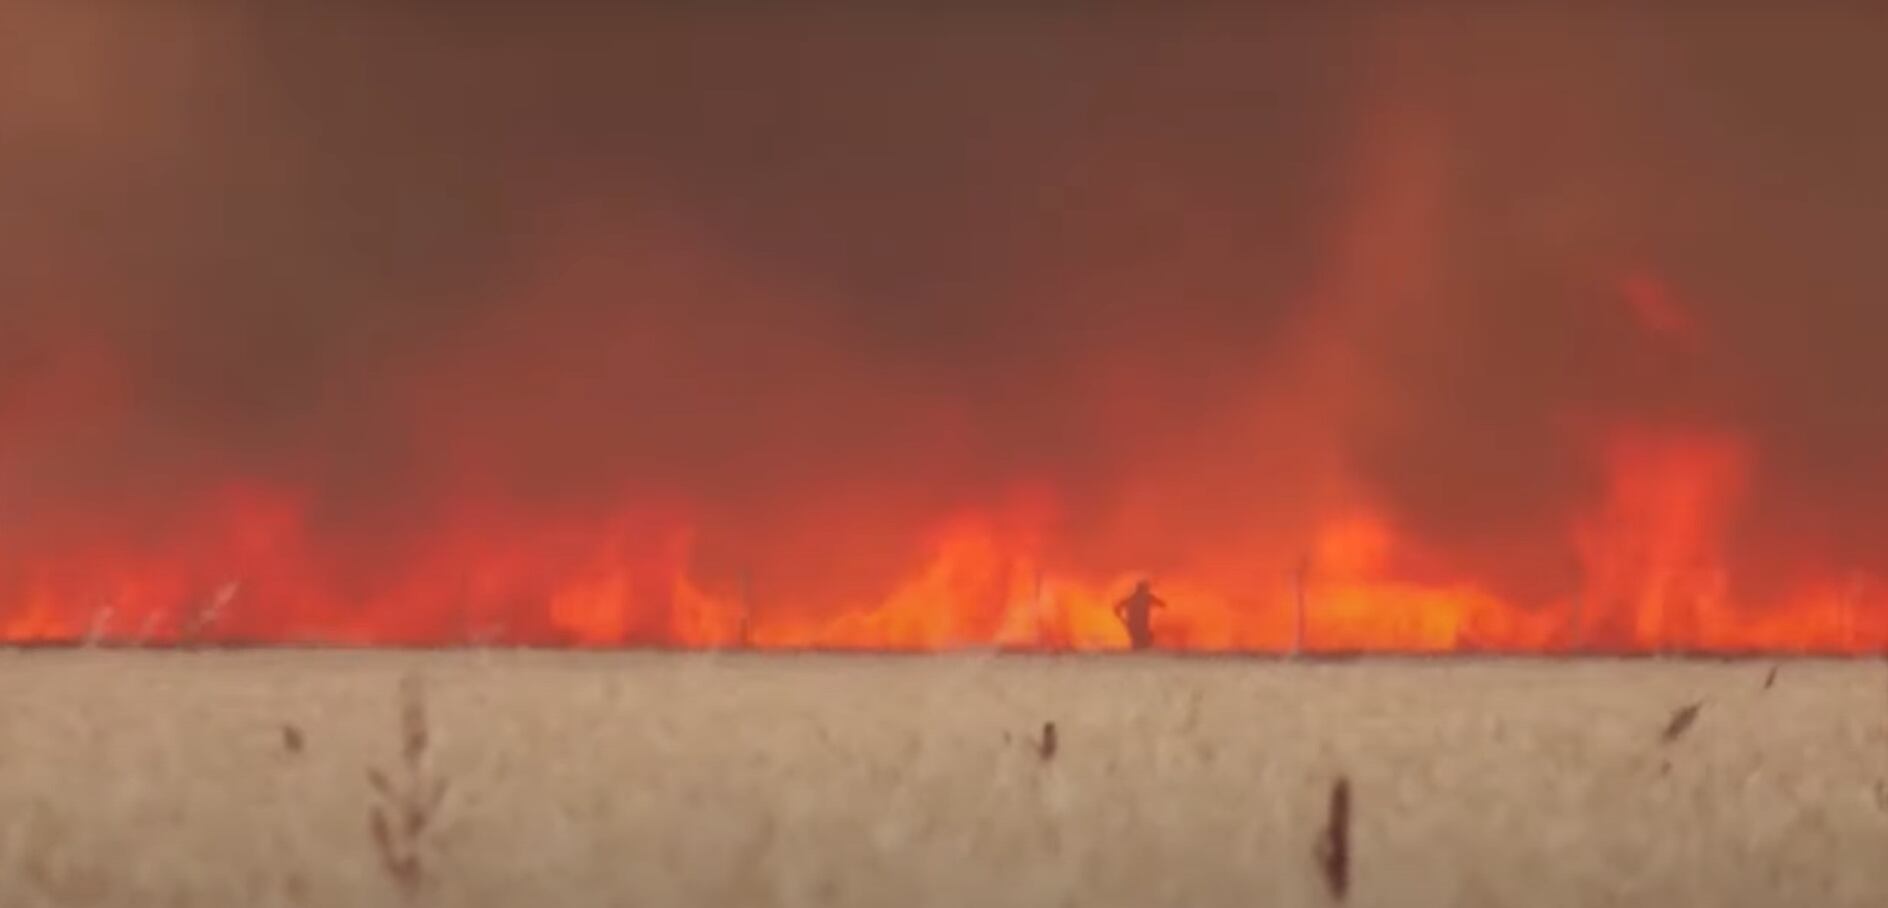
[0,650,1884,907]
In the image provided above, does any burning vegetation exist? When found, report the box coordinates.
[3,6,1886,652]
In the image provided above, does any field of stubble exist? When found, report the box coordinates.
[0,650,1883,907]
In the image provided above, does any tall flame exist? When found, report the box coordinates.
[2,421,1878,652]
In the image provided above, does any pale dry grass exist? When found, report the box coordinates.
[0,651,1883,907]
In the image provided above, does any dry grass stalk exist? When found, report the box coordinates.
[1313,776,1351,902]
[83,606,113,648]
[178,582,239,648]
[1661,702,1704,744]
[367,675,449,900]
[1762,665,1779,690]
[1038,721,1058,762]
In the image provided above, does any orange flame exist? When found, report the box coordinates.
[4,419,1875,653]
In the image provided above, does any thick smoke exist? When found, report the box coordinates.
[2,4,1885,632]
[1340,8,1888,603]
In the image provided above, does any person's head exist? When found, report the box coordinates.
[1134,579,1151,595]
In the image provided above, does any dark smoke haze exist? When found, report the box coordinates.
[3,4,1885,622]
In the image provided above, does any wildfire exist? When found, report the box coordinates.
[0,417,1878,653]
[6,6,1884,655]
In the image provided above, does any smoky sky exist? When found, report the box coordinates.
[3,4,1887,608]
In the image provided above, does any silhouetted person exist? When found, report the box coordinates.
[1113,580,1166,650]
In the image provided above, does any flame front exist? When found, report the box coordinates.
[3,423,1881,652]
